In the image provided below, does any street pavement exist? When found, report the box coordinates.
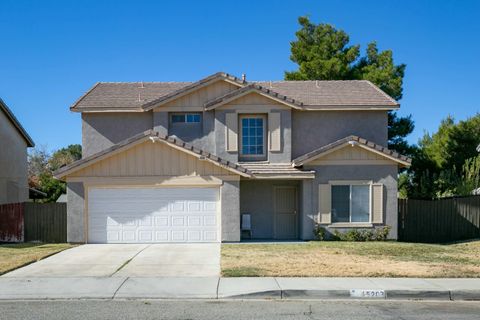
[0,299,479,320]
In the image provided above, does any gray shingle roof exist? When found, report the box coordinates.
[70,72,399,112]
[292,135,411,167]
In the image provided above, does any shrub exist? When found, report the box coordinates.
[313,225,327,241]
[327,226,391,242]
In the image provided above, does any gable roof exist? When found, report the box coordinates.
[54,130,252,179]
[69,72,399,112]
[70,72,245,112]
[292,135,411,167]
[204,83,305,110]
[0,98,34,147]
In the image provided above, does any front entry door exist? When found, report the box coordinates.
[274,186,298,239]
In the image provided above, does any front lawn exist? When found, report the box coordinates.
[222,240,480,277]
[0,243,76,275]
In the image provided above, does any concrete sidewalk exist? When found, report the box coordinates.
[0,277,479,301]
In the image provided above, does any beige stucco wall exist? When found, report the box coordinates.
[0,109,28,204]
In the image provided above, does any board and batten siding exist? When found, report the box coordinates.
[309,145,396,165]
[69,140,235,178]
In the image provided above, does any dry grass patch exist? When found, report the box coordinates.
[221,241,480,277]
[0,243,76,275]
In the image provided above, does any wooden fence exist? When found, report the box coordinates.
[398,196,480,243]
[0,202,67,243]
[0,203,24,242]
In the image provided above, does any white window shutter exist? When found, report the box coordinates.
[318,184,331,224]
[225,113,238,152]
[269,112,281,151]
[371,183,384,224]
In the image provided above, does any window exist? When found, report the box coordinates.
[170,113,201,124]
[240,115,266,158]
[331,184,370,223]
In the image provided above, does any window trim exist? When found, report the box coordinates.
[238,114,267,160]
[330,180,372,224]
[170,112,202,124]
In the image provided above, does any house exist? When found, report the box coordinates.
[54,72,411,243]
[0,98,35,205]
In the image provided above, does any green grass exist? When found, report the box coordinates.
[222,240,480,277]
[0,243,76,275]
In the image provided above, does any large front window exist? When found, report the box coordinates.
[332,184,370,223]
[240,115,266,159]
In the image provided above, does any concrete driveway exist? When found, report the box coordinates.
[2,244,220,278]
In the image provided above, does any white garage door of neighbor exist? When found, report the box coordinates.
[88,187,220,243]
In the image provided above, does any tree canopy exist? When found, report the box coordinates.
[286,16,414,155]
[28,144,82,202]
[404,114,480,198]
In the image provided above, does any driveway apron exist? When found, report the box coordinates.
[2,244,220,278]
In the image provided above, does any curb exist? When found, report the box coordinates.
[222,289,480,301]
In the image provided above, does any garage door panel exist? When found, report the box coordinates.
[88,187,219,243]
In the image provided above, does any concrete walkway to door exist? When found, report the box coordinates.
[3,244,220,278]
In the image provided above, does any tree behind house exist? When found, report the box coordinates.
[285,16,414,156]
[28,144,82,202]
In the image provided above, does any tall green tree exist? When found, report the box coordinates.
[406,114,480,198]
[286,16,414,155]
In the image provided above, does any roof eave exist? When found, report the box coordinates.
[292,136,412,167]
[0,98,35,147]
[54,130,252,180]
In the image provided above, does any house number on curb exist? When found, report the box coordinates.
[350,289,386,298]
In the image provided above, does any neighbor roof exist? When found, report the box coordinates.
[292,135,412,167]
[0,98,34,147]
[70,72,399,112]
[54,130,252,179]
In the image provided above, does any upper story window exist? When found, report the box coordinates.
[239,114,266,160]
[171,113,201,124]
[331,183,370,223]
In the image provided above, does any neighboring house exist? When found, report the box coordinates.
[0,98,35,205]
[55,72,411,243]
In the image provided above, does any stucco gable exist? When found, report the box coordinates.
[142,72,245,111]
[204,84,304,110]
[156,80,240,110]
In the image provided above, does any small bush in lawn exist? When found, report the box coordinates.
[313,225,327,241]
[373,226,391,241]
[330,226,391,241]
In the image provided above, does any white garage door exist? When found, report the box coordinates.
[88,187,220,243]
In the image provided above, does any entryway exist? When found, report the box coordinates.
[273,186,298,239]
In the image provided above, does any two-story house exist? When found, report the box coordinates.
[55,72,410,243]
